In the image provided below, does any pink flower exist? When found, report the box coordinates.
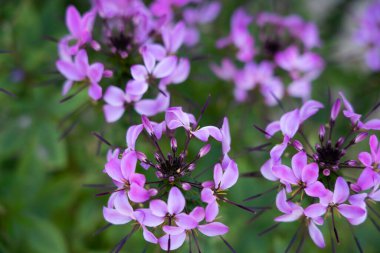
[274,189,304,222]
[62,6,97,55]
[56,49,108,100]
[272,151,326,197]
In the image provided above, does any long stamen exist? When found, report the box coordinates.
[331,208,340,243]
[111,224,139,253]
[243,186,277,202]
[219,236,237,253]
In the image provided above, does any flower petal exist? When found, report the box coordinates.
[301,163,319,184]
[333,177,349,204]
[198,222,229,236]
[103,207,132,225]
[308,222,325,248]
[175,213,198,229]
[159,233,186,251]
[153,56,177,79]
[205,201,219,222]
[304,203,327,218]
[168,187,185,215]
[272,164,298,185]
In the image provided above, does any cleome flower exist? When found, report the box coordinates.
[247,92,380,250]
[96,107,250,252]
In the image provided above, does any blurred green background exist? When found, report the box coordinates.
[1,0,380,252]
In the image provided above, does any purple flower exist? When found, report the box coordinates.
[56,49,109,100]
[99,107,240,251]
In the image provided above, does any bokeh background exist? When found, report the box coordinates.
[1,0,380,252]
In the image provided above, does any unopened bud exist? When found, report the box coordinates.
[91,40,101,51]
[182,183,191,191]
[154,153,161,162]
[323,169,330,176]
[198,144,211,158]
[292,140,303,151]
[168,176,175,182]
[335,137,345,148]
[347,160,357,166]
[319,125,326,141]
[188,163,196,171]
[313,153,319,161]
[171,138,177,153]
[103,69,113,78]
[315,144,322,151]
[330,98,341,121]
[156,171,163,178]
[354,132,368,144]
[136,151,147,162]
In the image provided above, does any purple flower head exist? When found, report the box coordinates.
[213,9,324,106]
[254,93,380,249]
[98,107,242,251]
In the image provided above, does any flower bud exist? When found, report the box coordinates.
[168,176,175,182]
[198,144,211,158]
[292,140,303,151]
[136,151,147,162]
[156,171,163,178]
[354,132,368,144]
[319,125,325,141]
[188,163,196,171]
[170,137,177,153]
[323,169,330,176]
[347,160,357,166]
[330,98,341,121]
[335,137,345,148]
[103,69,113,78]
[182,183,191,191]
[154,152,161,162]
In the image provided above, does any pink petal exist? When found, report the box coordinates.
[163,226,185,235]
[143,227,158,244]
[280,109,300,138]
[299,100,324,122]
[205,201,219,222]
[260,159,278,181]
[270,141,288,162]
[190,207,205,223]
[134,209,164,227]
[74,50,89,74]
[150,200,168,217]
[56,60,83,81]
[308,222,325,248]
[114,191,133,216]
[120,151,137,179]
[153,56,177,79]
[170,58,190,84]
[103,105,125,123]
[333,177,349,204]
[275,189,292,214]
[265,121,281,138]
[192,126,222,142]
[358,152,373,167]
[352,168,377,192]
[104,86,125,106]
[126,80,148,96]
[134,92,170,116]
[62,80,73,95]
[304,203,327,218]
[87,63,104,83]
[128,183,151,203]
[337,204,366,220]
[169,22,186,53]
[103,207,132,225]
[220,159,239,190]
[175,213,198,229]
[301,163,319,184]
[305,181,326,197]
[141,47,155,73]
[66,6,82,37]
[168,187,185,215]
[131,65,148,81]
[274,211,303,222]
[88,83,102,100]
[198,222,229,236]
[104,158,123,182]
[201,188,216,204]
[221,117,231,154]
[363,119,380,130]
[291,151,307,180]
[159,233,186,251]
[272,165,298,185]
[213,163,223,187]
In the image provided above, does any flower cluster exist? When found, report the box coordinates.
[256,92,380,248]
[354,0,380,71]
[55,1,220,122]
[212,9,324,105]
[101,107,239,251]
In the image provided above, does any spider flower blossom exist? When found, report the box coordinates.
[56,1,217,121]
[212,9,324,105]
[249,93,380,249]
[99,107,245,251]
[354,0,380,71]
